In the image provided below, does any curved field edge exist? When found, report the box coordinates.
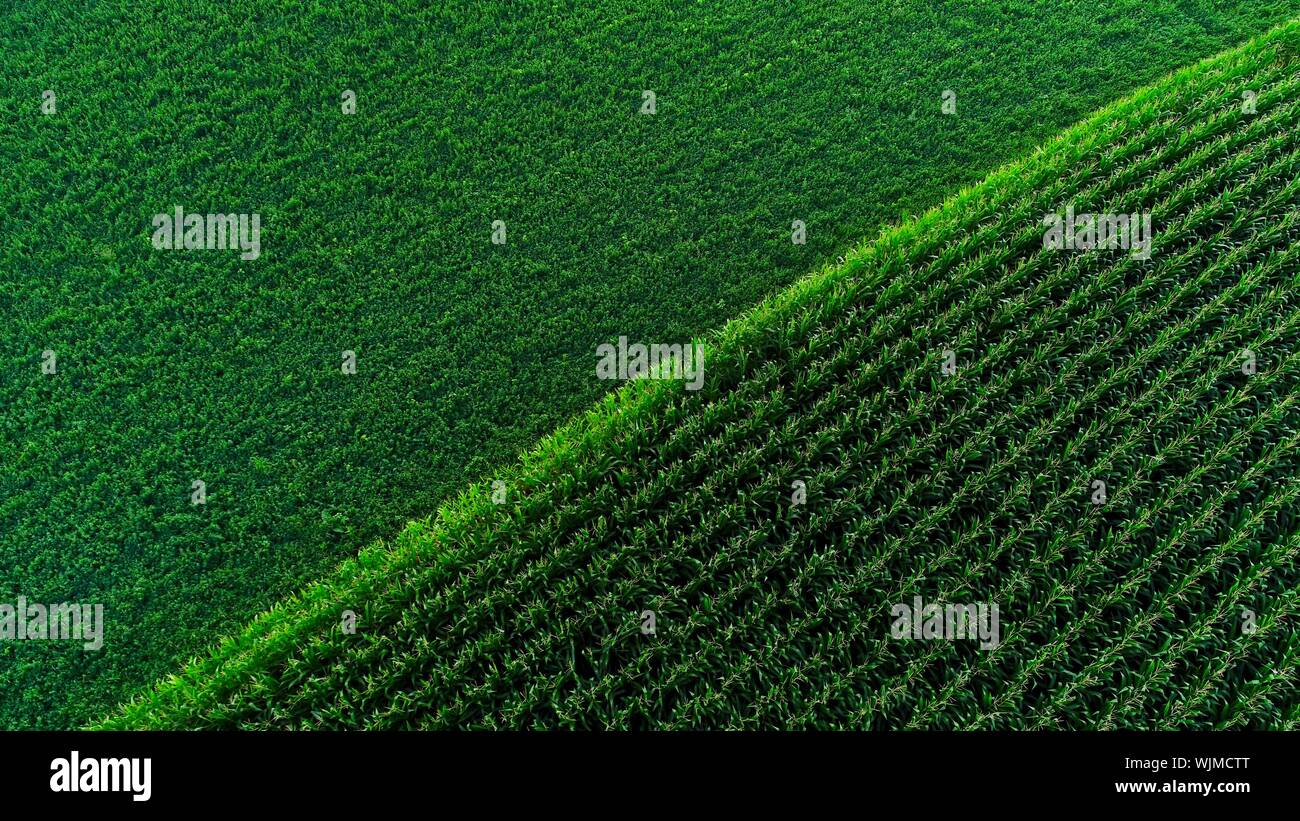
[95,19,1300,729]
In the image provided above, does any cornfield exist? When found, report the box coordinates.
[99,22,1300,730]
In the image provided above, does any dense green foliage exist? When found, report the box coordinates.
[100,22,1300,729]
[7,1,1295,729]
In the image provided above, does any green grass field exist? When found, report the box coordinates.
[3,1,1299,729]
[98,21,1300,729]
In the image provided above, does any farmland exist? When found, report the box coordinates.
[101,21,1300,729]
[7,0,1296,729]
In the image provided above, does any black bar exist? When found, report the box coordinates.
[0,731,1284,808]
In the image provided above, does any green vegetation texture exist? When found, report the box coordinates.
[3,0,1298,728]
[100,21,1300,729]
